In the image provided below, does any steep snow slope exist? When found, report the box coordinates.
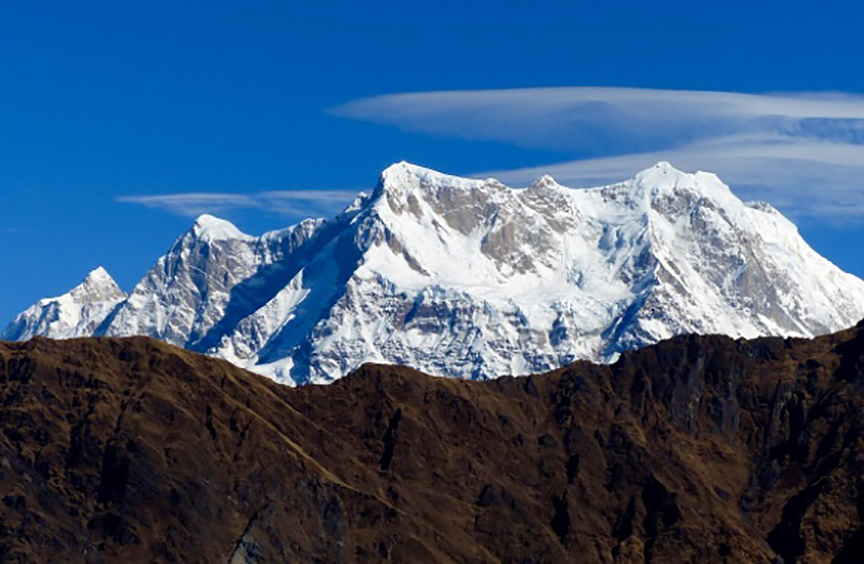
[1,267,127,341]
[99,214,326,349]
[230,161,864,383]
[5,162,864,384]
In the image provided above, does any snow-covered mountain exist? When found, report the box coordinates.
[2,267,127,341]
[5,162,864,384]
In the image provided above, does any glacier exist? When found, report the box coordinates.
[4,161,864,385]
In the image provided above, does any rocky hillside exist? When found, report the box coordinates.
[2,323,864,562]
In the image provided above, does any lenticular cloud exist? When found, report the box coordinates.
[333,87,864,219]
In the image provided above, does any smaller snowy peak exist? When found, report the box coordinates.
[2,267,128,341]
[189,214,252,243]
[87,265,112,280]
[70,267,126,303]
[609,162,739,216]
[631,161,732,196]
[341,192,370,215]
[633,161,696,188]
[527,174,561,191]
[641,160,677,175]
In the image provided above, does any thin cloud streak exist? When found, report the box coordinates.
[332,87,864,152]
[117,190,360,219]
[480,138,864,221]
[334,87,864,218]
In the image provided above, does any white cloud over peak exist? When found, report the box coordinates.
[333,87,864,219]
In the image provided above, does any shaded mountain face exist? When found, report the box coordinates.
[2,324,864,562]
[5,162,864,384]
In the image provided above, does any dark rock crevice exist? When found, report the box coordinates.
[550,492,571,544]
[379,408,402,472]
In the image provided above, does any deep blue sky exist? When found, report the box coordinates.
[1,0,863,323]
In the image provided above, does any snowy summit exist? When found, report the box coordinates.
[3,266,127,341]
[191,213,253,243]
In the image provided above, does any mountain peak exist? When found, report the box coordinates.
[374,161,493,213]
[633,161,690,183]
[528,174,560,191]
[381,160,431,175]
[378,161,457,190]
[629,161,733,203]
[190,214,251,243]
[71,266,126,303]
[83,266,114,285]
[1,266,127,341]
[652,160,676,171]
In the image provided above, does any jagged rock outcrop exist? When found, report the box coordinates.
[2,323,864,562]
[5,162,864,384]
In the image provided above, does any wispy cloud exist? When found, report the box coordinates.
[333,87,864,219]
[117,193,258,217]
[117,190,360,219]
[482,138,864,220]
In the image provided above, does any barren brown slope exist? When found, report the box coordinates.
[1,323,864,563]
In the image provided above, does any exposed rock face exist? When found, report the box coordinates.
[2,323,864,562]
[5,162,864,384]
[100,214,327,350]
